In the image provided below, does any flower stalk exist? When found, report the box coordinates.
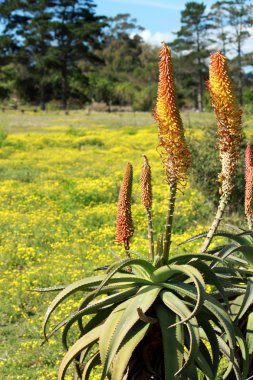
[245,144,253,229]
[201,52,242,253]
[154,43,190,262]
[140,155,154,260]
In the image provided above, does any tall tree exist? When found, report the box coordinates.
[89,13,144,108]
[0,0,106,109]
[172,2,213,111]
[48,0,107,109]
[209,1,229,55]
[210,0,253,105]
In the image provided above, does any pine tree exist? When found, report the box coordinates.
[210,0,253,106]
[172,2,213,111]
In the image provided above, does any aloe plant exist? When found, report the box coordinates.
[38,44,252,379]
[183,226,253,378]
[41,250,251,380]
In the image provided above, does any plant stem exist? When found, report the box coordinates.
[200,194,229,253]
[146,208,154,261]
[163,183,177,264]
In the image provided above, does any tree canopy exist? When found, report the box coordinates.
[0,0,252,111]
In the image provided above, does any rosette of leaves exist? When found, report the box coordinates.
[180,227,253,378]
[41,250,251,380]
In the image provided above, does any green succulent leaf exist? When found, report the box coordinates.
[81,352,100,380]
[203,293,236,357]
[43,274,149,340]
[246,308,253,355]
[198,318,219,376]
[160,290,200,374]
[101,285,161,379]
[58,324,102,380]
[62,287,139,350]
[155,302,183,380]
[110,321,150,380]
[190,259,230,311]
[99,298,131,366]
[195,341,215,380]
[217,335,241,380]
[96,258,155,295]
[234,326,249,379]
[230,278,253,322]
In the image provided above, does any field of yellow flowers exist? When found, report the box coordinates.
[0,110,252,379]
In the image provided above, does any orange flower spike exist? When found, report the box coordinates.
[140,155,152,210]
[154,43,190,185]
[208,52,242,196]
[115,163,134,251]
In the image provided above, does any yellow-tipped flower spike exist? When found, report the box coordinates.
[154,43,191,185]
[208,52,242,196]
[140,155,152,209]
[115,163,134,251]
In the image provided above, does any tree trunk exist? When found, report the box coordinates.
[197,31,203,112]
[237,39,243,106]
[61,61,68,110]
[40,83,46,111]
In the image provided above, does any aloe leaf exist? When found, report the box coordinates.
[151,265,179,283]
[168,252,225,265]
[232,245,253,265]
[190,259,230,311]
[160,290,199,374]
[217,336,241,380]
[44,285,137,344]
[246,308,253,355]
[81,305,114,336]
[198,318,219,376]
[81,352,100,380]
[230,279,253,322]
[183,362,198,379]
[155,303,183,379]
[111,321,150,380]
[195,341,214,380]
[101,285,161,379]
[96,259,154,295]
[32,285,67,292]
[203,293,236,363]
[43,274,148,340]
[58,324,102,380]
[99,298,132,366]
[178,231,253,247]
[178,232,209,245]
[62,287,138,350]
[166,264,205,324]
[234,326,249,379]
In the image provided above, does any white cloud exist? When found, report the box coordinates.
[140,29,174,46]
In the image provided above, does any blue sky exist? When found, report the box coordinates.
[95,0,214,44]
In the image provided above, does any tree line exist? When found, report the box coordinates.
[0,0,252,111]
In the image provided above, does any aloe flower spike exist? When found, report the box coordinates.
[154,42,190,263]
[201,52,242,253]
[115,162,134,257]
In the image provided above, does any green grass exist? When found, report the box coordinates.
[0,109,252,379]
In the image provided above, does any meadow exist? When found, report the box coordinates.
[0,109,252,379]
